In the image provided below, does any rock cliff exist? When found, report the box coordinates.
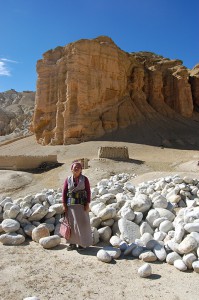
[0,90,35,142]
[32,36,199,148]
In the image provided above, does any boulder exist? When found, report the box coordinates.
[97,249,112,263]
[39,235,61,249]
[1,219,20,233]
[32,224,50,242]
[0,233,25,245]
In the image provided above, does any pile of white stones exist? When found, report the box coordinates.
[90,173,199,274]
[1,173,199,275]
[0,188,64,249]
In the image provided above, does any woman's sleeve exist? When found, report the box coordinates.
[85,176,91,203]
[62,178,68,206]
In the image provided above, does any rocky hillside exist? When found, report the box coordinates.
[31,36,199,149]
[0,89,35,143]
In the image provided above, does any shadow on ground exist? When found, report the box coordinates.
[20,162,64,174]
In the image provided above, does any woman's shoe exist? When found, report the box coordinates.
[67,244,76,251]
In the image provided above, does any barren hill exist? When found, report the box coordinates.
[0,89,35,142]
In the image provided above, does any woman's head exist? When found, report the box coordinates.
[71,162,82,177]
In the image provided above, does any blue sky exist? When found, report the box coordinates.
[0,0,199,92]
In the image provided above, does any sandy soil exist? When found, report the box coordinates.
[0,135,199,300]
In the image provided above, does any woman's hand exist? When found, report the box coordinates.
[84,202,90,212]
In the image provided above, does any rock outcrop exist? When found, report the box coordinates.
[0,90,35,142]
[32,36,199,148]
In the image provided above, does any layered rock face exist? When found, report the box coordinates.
[32,36,199,147]
[0,90,35,139]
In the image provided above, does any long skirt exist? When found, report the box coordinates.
[66,204,92,247]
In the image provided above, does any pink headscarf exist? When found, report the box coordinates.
[71,161,82,170]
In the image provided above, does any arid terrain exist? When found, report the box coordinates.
[0,135,199,300]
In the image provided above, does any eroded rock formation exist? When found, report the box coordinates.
[32,36,199,147]
[0,89,35,137]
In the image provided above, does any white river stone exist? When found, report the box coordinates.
[192,260,199,273]
[90,217,102,228]
[132,246,144,257]
[118,218,140,243]
[8,204,20,219]
[183,176,194,184]
[32,224,50,242]
[166,239,180,253]
[90,202,106,216]
[153,243,167,261]
[124,182,135,193]
[99,193,116,203]
[184,223,199,233]
[98,226,112,242]
[189,232,199,244]
[183,207,199,223]
[146,239,158,250]
[0,197,13,207]
[152,194,168,209]
[159,220,174,233]
[154,231,167,241]
[146,209,160,227]
[120,204,135,221]
[174,259,187,271]
[183,253,197,269]
[140,222,154,235]
[174,224,185,244]
[166,252,182,265]
[139,250,157,262]
[138,263,152,278]
[97,249,112,263]
[134,212,143,225]
[98,206,117,221]
[39,235,61,249]
[48,204,64,215]
[101,219,114,227]
[109,235,122,247]
[155,208,175,222]
[98,187,108,195]
[140,233,153,246]
[44,208,56,219]
[119,241,128,252]
[91,227,100,245]
[153,217,168,228]
[178,235,198,254]
[28,204,49,221]
[131,194,152,213]
[23,224,36,237]
[0,233,25,245]
[103,246,121,259]
[2,219,20,233]
[123,242,137,255]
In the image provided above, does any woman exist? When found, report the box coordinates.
[62,161,92,251]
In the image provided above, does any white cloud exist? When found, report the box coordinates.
[0,61,10,76]
[1,58,18,63]
[0,58,18,76]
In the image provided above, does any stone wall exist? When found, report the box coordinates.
[98,146,129,159]
[0,155,57,170]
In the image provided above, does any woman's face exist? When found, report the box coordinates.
[71,163,82,177]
